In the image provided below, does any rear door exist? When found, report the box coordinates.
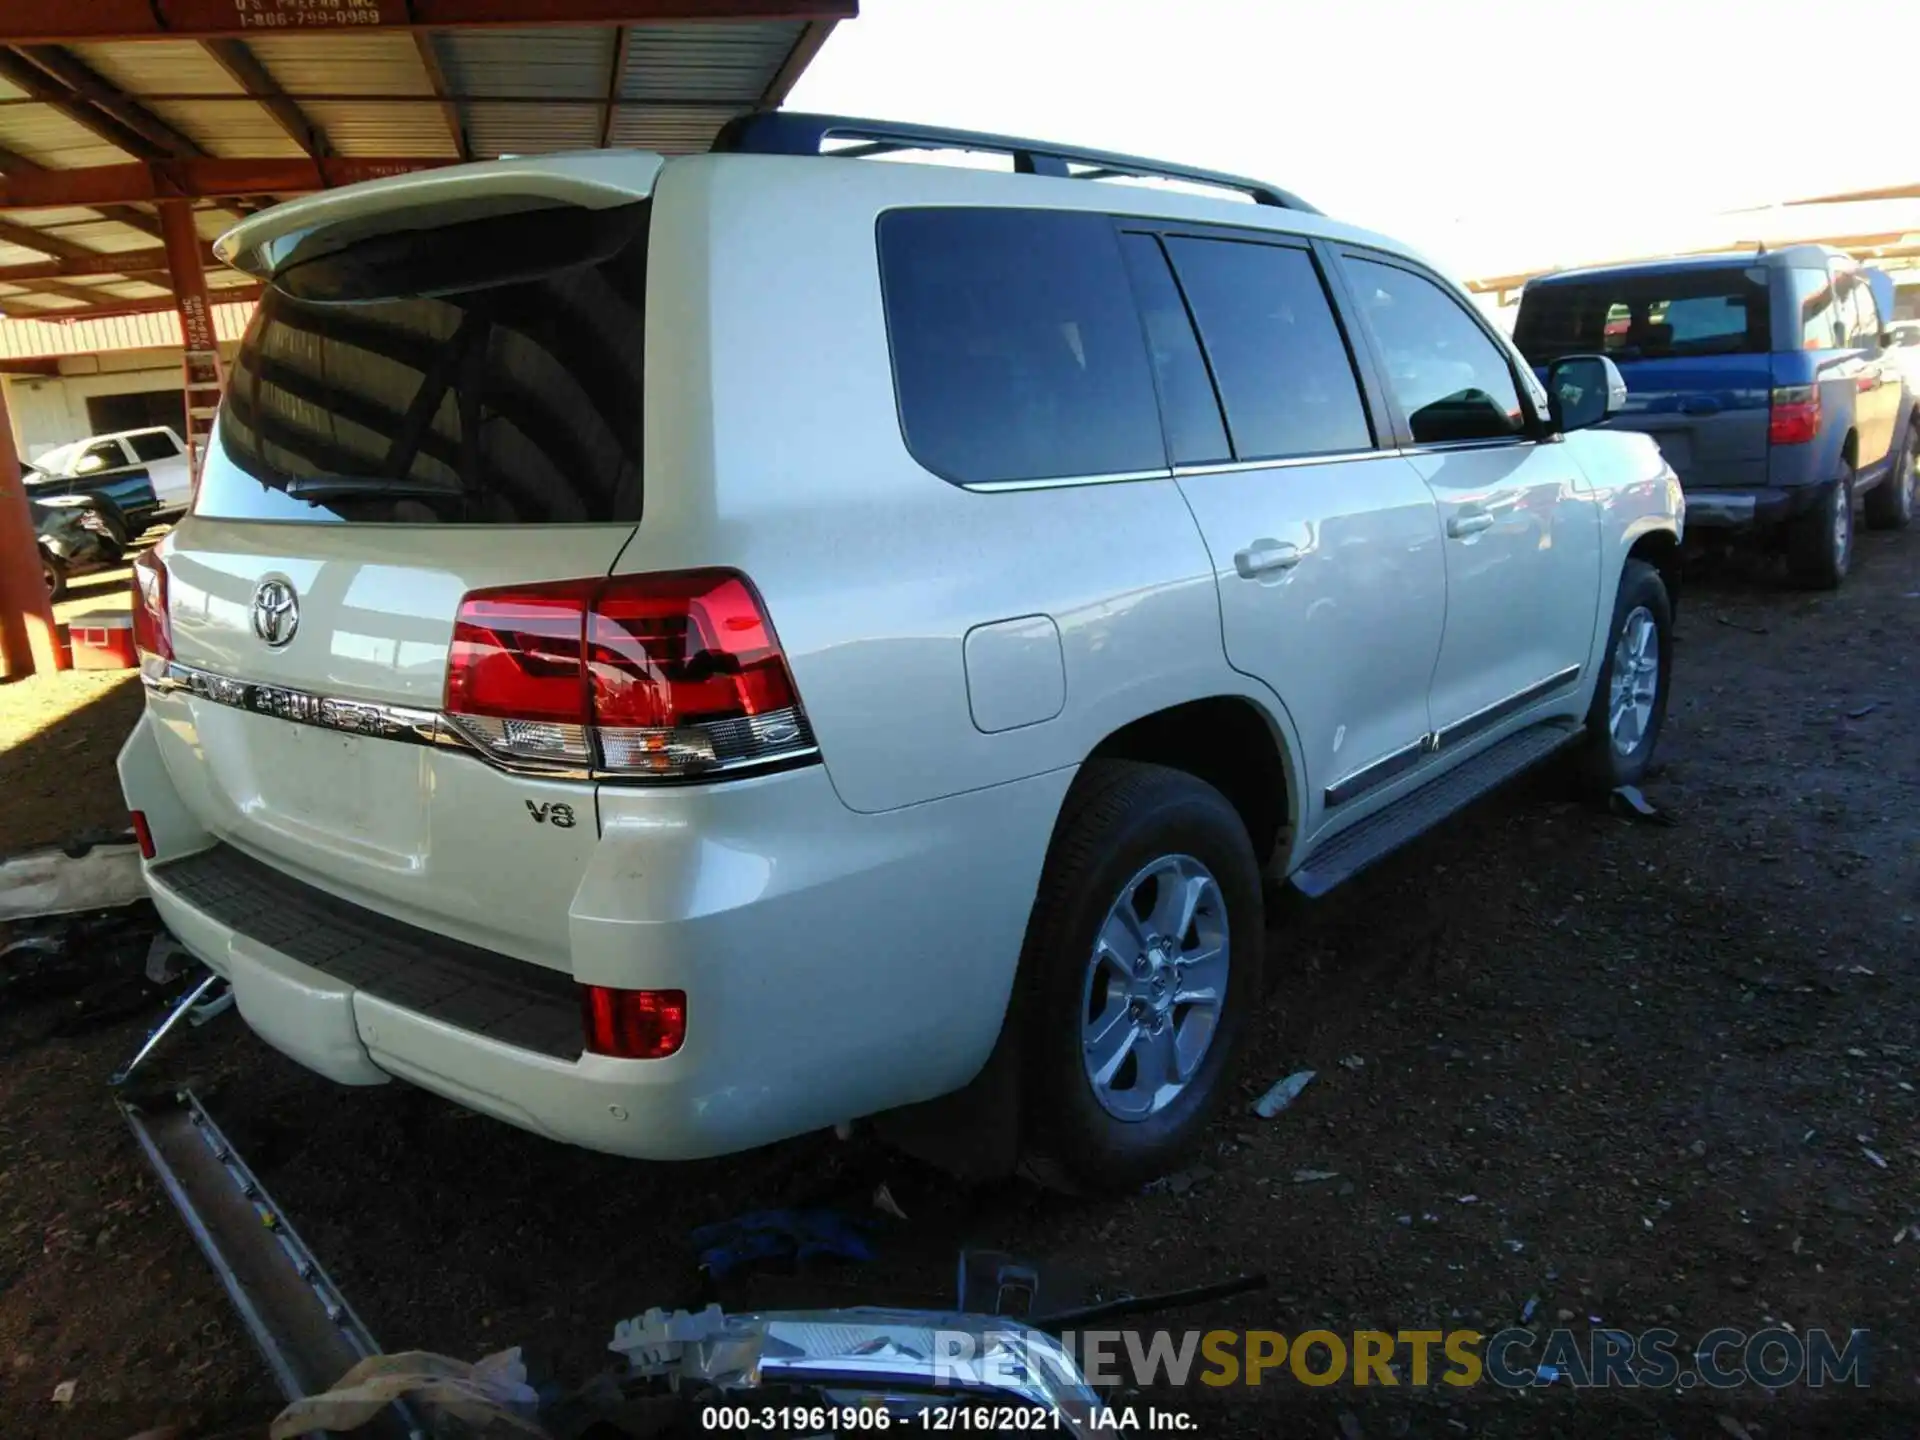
[1135,227,1447,836]
[1838,267,1898,473]
[125,428,193,508]
[145,162,658,970]
[1516,266,1772,491]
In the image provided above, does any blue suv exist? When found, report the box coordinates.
[1514,246,1917,588]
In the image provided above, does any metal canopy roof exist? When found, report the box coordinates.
[0,0,852,326]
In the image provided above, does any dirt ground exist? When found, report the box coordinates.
[0,556,145,854]
[3,530,1918,1440]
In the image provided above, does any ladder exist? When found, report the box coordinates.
[180,344,225,492]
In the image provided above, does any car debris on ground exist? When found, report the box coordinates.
[1252,1069,1316,1118]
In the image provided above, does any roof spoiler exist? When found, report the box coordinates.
[213,151,663,281]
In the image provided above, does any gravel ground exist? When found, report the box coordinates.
[2,529,1918,1440]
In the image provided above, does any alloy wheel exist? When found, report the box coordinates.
[1608,605,1660,758]
[1080,853,1229,1121]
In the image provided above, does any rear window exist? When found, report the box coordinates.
[876,207,1167,486]
[199,200,648,525]
[1515,266,1770,365]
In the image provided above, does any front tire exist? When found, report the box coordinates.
[1786,471,1853,589]
[1863,426,1916,531]
[1574,558,1673,793]
[1016,760,1264,1195]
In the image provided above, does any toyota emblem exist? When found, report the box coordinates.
[250,578,300,648]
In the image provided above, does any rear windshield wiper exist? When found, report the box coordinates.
[281,476,462,504]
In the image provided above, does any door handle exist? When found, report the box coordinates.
[1233,540,1302,578]
[1447,509,1495,539]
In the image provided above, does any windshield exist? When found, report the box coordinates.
[34,440,79,474]
[1515,266,1770,365]
[197,198,650,526]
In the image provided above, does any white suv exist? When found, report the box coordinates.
[118,114,1684,1194]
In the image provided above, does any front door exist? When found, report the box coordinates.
[1333,251,1602,749]
[1119,228,1447,837]
[1841,268,1899,476]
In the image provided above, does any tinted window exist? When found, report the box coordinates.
[1515,266,1771,364]
[1117,232,1229,466]
[1788,267,1841,350]
[877,208,1166,485]
[1844,273,1882,345]
[1346,259,1527,445]
[1164,237,1371,461]
[199,200,649,525]
[126,430,180,463]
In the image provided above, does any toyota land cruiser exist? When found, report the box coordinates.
[120,114,1685,1193]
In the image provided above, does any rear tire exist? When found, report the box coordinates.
[1786,471,1852,590]
[1573,559,1672,794]
[1016,760,1264,1196]
[1863,426,1916,531]
[40,548,67,601]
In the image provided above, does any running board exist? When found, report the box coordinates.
[119,1089,415,1438]
[1290,722,1580,898]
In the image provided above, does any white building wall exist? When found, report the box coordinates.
[4,341,239,462]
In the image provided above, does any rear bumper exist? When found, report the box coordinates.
[1681,483,1826,531]
[120,713,1071,1161]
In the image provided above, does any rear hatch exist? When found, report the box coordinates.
[1516,264,1773,490]
[142,155,659,971]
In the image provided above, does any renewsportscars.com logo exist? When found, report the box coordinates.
[933,1327,1871,1391]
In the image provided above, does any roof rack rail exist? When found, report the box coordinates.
[712,111,1320,214]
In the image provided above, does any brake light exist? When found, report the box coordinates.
[442,569,814,780]
[581,985,687,1059]
[129,549,172,661]
[1769,385,1820,446]
[130,810,155,861]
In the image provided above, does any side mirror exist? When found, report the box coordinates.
[73,453,106,475]
[1547,354,1628,433]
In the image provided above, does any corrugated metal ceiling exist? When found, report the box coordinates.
[0,17,824,343]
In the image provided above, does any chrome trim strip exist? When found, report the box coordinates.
[1323,734,1432,808]
[143,659,820,785]
[1434,665,1582,751]
[1176,449,1385,477]
[962,467,1172,494]
[1397,438,1538,458]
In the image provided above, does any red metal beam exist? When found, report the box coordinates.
[11,45,205,157]
[0,283,260,324]
[758,17,839,109]
[202,38,329,158]
[0,376,65,679]
[0,157,450,208]
[0,246,207,281]
[0,1,856,43]
[412,32,469,162]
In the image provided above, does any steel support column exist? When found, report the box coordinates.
[0,378,65,680]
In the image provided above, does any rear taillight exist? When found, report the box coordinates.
[581,985,687,1059]
[130,810,155,861]
[129,549,172,661]
[442,569,814,780]
[1769,385,1820,446]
